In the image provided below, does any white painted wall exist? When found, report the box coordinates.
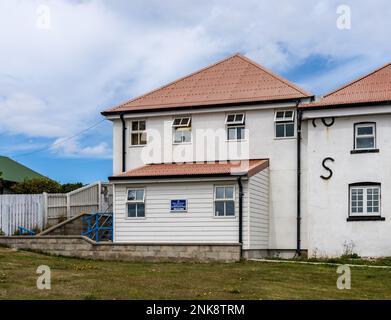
[110,103,299,250]
[304,112,391,257]
[113,179,251,247]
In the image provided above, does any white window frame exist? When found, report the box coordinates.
[349,184,381,216]
[274,110,295,139]
[226,113,246,141]
[354,123,376,150]
[214,185,235,218]
[225,113,245,125]
[130,120,147,146]
[172,117,192,144]
[126,188,146,218]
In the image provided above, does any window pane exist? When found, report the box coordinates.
[131,133,139,145]
[132,121,139,131]
[356,137,374,149]
[139,121,146,131]
[127,190,136,201]
[174,130,182,143]
[276,124,285,138]
[227,127,236,140]
[285,111,293,118]
[216,187,225,199]
[182,129,191,142]
[276,111,284,119]
[137,203,145,217]
[127,203,136,217]
[225,187,234,199]
[285,123,295,137]
[235,114,244,123]
[140,132,147,145]
[135,189,144,201]
[215,202,225,216]
[227,114,235,123]
[357,126,373,135]
[180,117,190,126]
[237,127,245,140]
[225,201,235,216]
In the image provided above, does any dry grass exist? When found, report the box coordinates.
[1,247,391,300]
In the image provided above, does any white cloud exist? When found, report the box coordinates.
[50,137,111,158]
[0,0,391,157]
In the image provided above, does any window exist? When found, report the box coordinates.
[226,113,245,140]
[274,110,295,138]
[350,184,381,216]
[131,120,147,146]
[354,123,376,150]
[214,186,235,217]
[126,188,145,218]
[172,117,191,143]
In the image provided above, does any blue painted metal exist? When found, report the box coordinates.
[82,212,113,242]
[17,226,35,235]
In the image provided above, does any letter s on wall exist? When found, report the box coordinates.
[320,157,335,180]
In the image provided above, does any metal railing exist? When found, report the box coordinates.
[82,212,113,242]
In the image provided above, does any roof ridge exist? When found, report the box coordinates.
[323,61,391,98]
[108,53,242,112]
[235,54,313,97]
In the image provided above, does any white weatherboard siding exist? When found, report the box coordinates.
[114,180,256,248]
[305,112,391,257]
[111,104,299,250]
[248,168,270,249]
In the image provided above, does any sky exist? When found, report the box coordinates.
[0,0,390,184]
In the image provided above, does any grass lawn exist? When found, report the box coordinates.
[1,246,391,300]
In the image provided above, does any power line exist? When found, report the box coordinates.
[11,118,108,159]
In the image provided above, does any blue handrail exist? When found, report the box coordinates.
[17,226,36,235]
[82,212,113,242]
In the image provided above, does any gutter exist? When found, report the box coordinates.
[296,100,303,256]
[237,176,244,258]
[120,112,127,173]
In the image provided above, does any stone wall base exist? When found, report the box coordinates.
[0,236,241,262]
[242,249,308,259]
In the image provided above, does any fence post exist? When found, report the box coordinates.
[98,181,102,212]
[43,192,48,228]
[66,193,71,219]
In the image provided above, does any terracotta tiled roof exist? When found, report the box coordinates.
[103,54,311,114]
[109,159,269,180]
[302,62,391,108]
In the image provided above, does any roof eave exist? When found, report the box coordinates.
[101,96,314,117]
[300,100,391,111]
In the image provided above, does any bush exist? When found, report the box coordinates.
[10,178,84,194]
[11,178,61,194]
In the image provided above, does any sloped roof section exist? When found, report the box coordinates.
[303,62,391,108]
[109,159,269,180]
[103,54,312,114]
[0,156,45,183]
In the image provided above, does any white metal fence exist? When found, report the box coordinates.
[0,182,112,236]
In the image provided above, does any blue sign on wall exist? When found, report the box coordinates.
[170,199,187,212]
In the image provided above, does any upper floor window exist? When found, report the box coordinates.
[126,188,145,218]
[172,117,191,143]
[354,123,376,150]
[275,110,295,138]
[226,113,245,140]
[131,120,147,146]
[350,184,380,216]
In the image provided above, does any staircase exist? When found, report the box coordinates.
[82,212,113,242]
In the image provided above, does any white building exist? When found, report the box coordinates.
[102,54,391,258]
